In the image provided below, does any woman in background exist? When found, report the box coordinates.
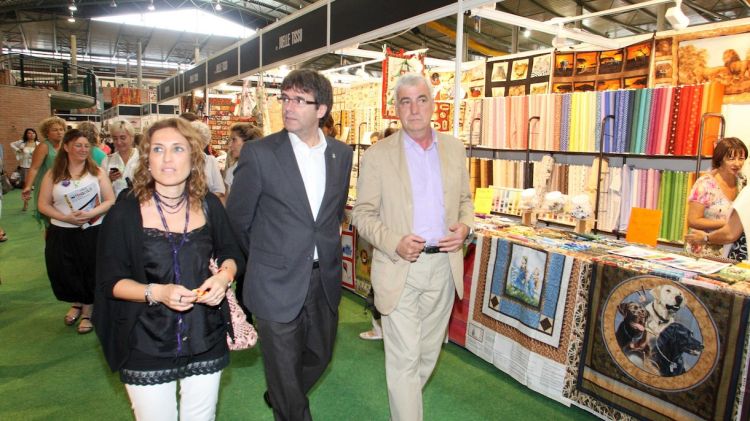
[10,128,38,211]
[77,121,108,166]
[224,122,262,196]
[103,119,140,198]
[686,137,747,258]
[22,116,66,226]
[94,118,243,420]
[37,129,115,333]
[190,120,226,201]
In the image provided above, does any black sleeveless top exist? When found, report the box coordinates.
[120,225,229,385]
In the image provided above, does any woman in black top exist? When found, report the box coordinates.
[94,118,244,421]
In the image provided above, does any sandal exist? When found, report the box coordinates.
[64,305,82,326]
[77,317,93,334]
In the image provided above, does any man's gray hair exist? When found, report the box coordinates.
[393,73,433,102]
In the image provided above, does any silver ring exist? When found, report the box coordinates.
[178,296,182,303]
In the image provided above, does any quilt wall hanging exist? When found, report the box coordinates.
[568,261,750,420]
[551,38,653,94]
[485,52,552,97]
[462,235,592,405]
[654,24,750,103]
[381,48,425,119]
[340,208,356,293]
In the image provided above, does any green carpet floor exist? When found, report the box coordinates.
[0,189,596,420]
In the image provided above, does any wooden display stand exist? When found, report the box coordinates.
[574,218,592,234]
[521,210,537,226]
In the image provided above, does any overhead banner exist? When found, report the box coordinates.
[208,48,239,85]
[184,62,206,92]
[550,38,653,93]
[239,37,260,75]
[330,0,453,44]
[262,7,327,68]
[158,76,176,102]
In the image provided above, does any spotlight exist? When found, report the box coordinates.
[523,28,531,38]
[215,1,222,11]
[68,12,75,23]
[665,0,689,30]
[110,0,117,7]
[68,1,77,11]
[147,0,155,11]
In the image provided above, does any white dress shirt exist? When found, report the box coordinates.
[289,129,327,259]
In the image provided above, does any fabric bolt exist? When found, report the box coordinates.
[659,86,674,155]
[624,90,637,153]
[700,82,725,156]
[619,165,632,232]
[638,89,654,153]
[685,84,705,156]
[560,94,571,151]
[553,95,563,151]
[668,86,682,155]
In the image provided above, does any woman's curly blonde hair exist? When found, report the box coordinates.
[131,118,207,209]
[38,116,66,139]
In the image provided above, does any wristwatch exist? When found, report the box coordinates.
[144,283,159,306]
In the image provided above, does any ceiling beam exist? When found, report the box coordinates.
[164,33,183,63]
[683,0,729,21]
[111,22,122,58]
[426,21,506,57]
[85,18,92,56]
[18,21,29,51]
[52,15,58,53]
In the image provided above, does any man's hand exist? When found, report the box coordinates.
[437,223,470,252]
[396,234,426,262]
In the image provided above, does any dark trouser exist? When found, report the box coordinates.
[255,266,338,421]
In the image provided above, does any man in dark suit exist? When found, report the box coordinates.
[226,69,352,420]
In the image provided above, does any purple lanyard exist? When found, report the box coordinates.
[153,192,190,354]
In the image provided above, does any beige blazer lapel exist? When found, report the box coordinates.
[387,132,413,233]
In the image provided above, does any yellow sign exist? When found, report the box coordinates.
[474,187,494,215]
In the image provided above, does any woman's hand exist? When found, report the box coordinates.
[153,284,198,311]
[194,273,231,307]
[685,229,708,245]
[21,187,32,201]
[108,168,122,181]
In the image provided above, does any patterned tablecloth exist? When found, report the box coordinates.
[447,229,750,421]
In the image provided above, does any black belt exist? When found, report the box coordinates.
[422,246,445,254]
[312,260,319,269]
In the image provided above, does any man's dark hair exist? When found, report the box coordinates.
[280,69,333,127]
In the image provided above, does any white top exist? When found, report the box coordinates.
[205,154,226,195]
[51,172,103,229]
[734,187,750,250]
[224,162,237,192]
[10,140,38,168]
[290,129,327,260]
[103,148,140,198]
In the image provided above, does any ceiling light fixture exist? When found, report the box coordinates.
[147,0,155,12]
[665,0,690,30]
[523,28,531,38]
[110,0,117,7]
[68,12,75,23]
[215,1,222,11]
[68,1,77,11]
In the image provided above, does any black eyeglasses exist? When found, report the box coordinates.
[277,95,319,106]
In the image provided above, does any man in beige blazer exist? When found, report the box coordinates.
[352,73,474,421]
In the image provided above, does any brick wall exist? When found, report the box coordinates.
[0,85,52,174]
[207,97,255,153]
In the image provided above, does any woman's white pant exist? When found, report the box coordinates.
[124,371,222,421]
